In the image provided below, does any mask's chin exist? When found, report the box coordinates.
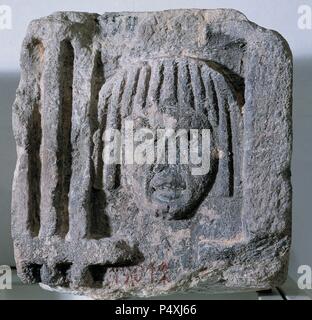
[147,188,194,220]
[151,185,185,203]
[127,168,207,220]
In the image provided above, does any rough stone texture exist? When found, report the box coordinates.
[12,9,292,299]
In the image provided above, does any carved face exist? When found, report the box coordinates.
[124,107,217,220]
[101,57,222,219]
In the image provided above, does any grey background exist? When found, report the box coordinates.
[0,0,311,288]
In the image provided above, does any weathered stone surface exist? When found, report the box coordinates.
[12,9,292,299]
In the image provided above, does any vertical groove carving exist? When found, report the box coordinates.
[121,66,140,117]
[177,60,195,111]
[225,103,234,196]
[103,72,126,191]
[172,61,178,103]
[54,40,74,237]
[147,61,164,106]
[160,59,178,108]
[134,64,151,110]
[216,89,235,197]
[27,39,44,237]
[189,63,205,111]
[206,72,219,125]
[202,67,238,197]
[88,50,110,239]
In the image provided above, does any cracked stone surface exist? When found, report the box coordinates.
[12,9,292,299]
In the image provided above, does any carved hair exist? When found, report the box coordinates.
[94,57,243,197]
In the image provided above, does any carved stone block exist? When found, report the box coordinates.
[12,9,292,299]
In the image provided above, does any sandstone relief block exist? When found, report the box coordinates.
[12,9,292,299]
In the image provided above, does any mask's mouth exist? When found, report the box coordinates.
[149,172,186,203]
